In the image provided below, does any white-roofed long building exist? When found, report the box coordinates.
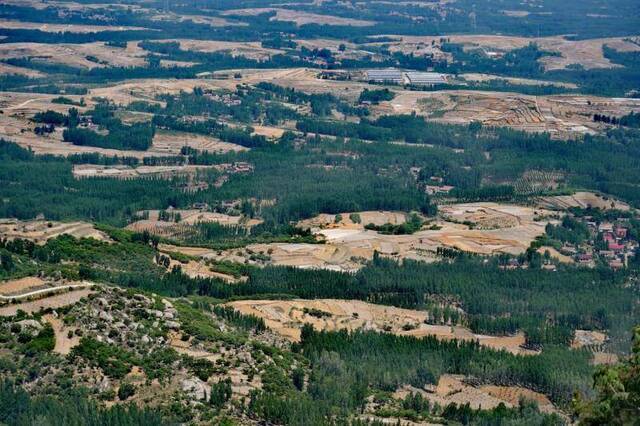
[366,69,404,84]
[405,72,447,86]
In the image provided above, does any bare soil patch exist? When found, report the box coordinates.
[72,164,218,179]
[0,41,148,69]
[0,277,48,296]
[173,39,283,60]
[394,376,559,415]
[381,90,640,138]
[0,62,44,77]
[459,73,577,89]
[572,330,608,349]
[150,13,246,28]
[221,8,375,26]
[0,288,94,316]
[205,204,548,271]
[0,19,150,33]
[226,298,536,355]
[152,130,248,154]
[0,219,110,244]
[43,313,80,355]
[537,246,574,264]
[538,191,630,211]
[383,34,640,71]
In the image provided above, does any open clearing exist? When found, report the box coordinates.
[227,298,536,355]
[394,375,558,415]
[80,70,640,137]
[172,204,549,271]
[537,191,630,211]
[459,73,578,89]
[377,34,640,71]
[127,210,261,240]
[0,19,150,33]
[0,277,48,297]
[0,41,148,69]
[73,164,219,178]
[43,313,80,355]
[150,13,245,28]
[221,8,375,26]
[0,288,95,316]
[172,39,283,60]
[0,62,44,77]
[152,130,248,154]
[381,90,640,138]
[0,219,109,244]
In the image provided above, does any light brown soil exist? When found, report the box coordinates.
[196,204,549,271]
[439,203,541,229]
[459,73,578,89]
[395,375,560,415]
[572,330,608,348]
[172,39,283,61]
[43,313,80,355]
[0,41,148,69]
[382,34,640,71]
[0,19,151,33]
[72,164,218,179]
[298,210,407,230]
[538,191,630,211]
[158,243,213,257]
[251,125,286,139]
[537,246,574,264]
[0,277,47,296]
[151,130,248,154]
[0,288,94,316]
[0,62,44,77]
[591,352,619,365]
[226,298,536,355]
[381,90,640,138]
[86,68,638,138]
[0,219,109,244]
[150,13,246,28]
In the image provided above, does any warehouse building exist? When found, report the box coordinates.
[404,72,447,86]
[365,69,404,84]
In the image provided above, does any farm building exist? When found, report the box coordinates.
[405,72,447,86]
[366,69,403,84]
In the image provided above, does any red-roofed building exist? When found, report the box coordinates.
[615,227,628,238]
[609,260,624,270]
[609,241,625,251]
[603,232,615,242]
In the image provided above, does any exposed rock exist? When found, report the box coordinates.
[181,377,209,401]
[17,319,43,332]
[99,311,113,322]
[165,320,180,330]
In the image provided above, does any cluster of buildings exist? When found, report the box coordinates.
[365,69,448,86]
[569,220,637,270]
